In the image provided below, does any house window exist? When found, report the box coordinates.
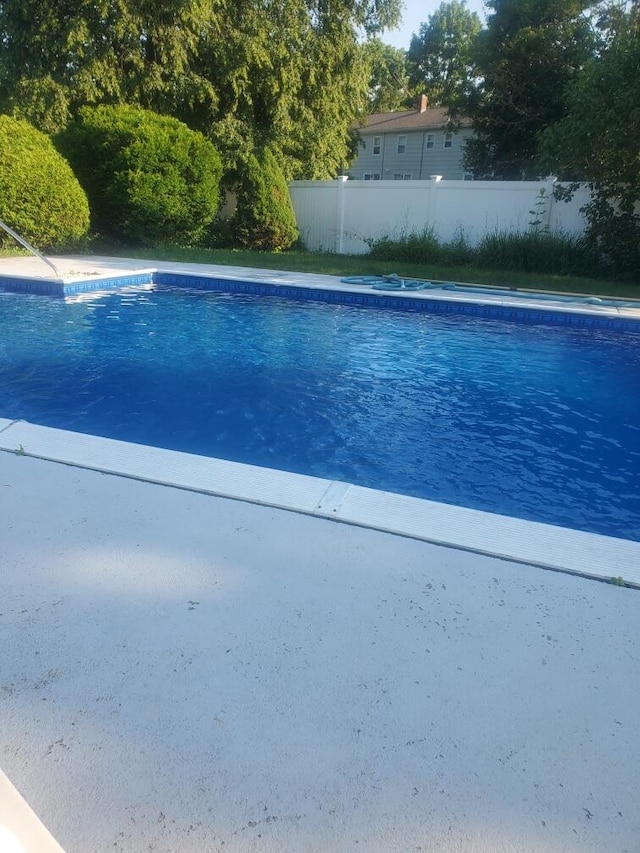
[393,173,412,180]
[363,173,381,180]
[425,133,435,150]
[443,132,453,149]
[397,135,407,154]
[372,136,381,155]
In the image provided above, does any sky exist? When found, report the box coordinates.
[382,0,487,49]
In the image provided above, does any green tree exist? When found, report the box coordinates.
[202,0,402,179]
[540,4,640,278]
[234,145,299,251]
[0,0,218,133]
[407,1,482,108]
[362,39,410,112]
[461,0,596,179]
[0,0,402,180]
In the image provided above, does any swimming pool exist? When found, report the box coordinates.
[1,282,639,541]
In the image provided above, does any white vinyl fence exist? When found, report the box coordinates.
[289,177,592,255]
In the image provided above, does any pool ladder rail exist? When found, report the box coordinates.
[0,218,63,281]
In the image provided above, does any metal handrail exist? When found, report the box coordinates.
[0,219,63,280]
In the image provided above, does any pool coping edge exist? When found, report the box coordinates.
[2,256,640,328]
[1,420,638,590]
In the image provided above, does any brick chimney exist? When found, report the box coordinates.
[417,94,428,113]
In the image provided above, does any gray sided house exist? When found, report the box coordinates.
[350,96,473,181]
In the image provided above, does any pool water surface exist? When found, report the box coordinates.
[1,285,639,540]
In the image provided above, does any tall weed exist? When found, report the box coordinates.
[366,227,444,264]
[475,230,589,276]
[366,227,593,279]
[442,229,475,266]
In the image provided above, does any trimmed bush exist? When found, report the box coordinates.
[0,115,89,250]
[56,105,222,245]
[235,147,298,251]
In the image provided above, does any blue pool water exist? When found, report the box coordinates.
[1,286,639,540]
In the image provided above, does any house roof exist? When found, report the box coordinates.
[357,106,471,134]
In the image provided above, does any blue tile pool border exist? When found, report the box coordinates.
[153,271,640,332]
[0,271,154,296]
[1,267,639,331]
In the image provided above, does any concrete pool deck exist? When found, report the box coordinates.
[1,448,639,853]
[1,254,639,851]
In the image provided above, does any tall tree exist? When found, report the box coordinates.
[0,0,219,132]
[362,38,410,112]
[0,0,402,178]
[539,2,640,278]
[461,0,596,179]
[406,1,482,108]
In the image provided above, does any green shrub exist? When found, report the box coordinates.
[580,197,640,282]
[0,115,89,250]
[234,146,298,251]
[56,105,222,245]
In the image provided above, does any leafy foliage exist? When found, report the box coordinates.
[56,105,222,245]
[362,39,411,112]
[461,0,595,178]
[0,115,89,250]
[0,1,218,131]
[205,0,376,181]
[234,146,299,251]
[0,0,402,181]
[407,1,482,109]
[540,4,640,279]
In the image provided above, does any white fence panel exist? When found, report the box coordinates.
[549,185,591,234]
[341,181,435,253]
[288,180,343,253]
[433,180,556,242]
[289,178,591,255]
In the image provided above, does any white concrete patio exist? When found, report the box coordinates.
[1,448,638,853]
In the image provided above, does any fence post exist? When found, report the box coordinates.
[427,175,442,234]
[336,176,348,253]
[545,176,557,231]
